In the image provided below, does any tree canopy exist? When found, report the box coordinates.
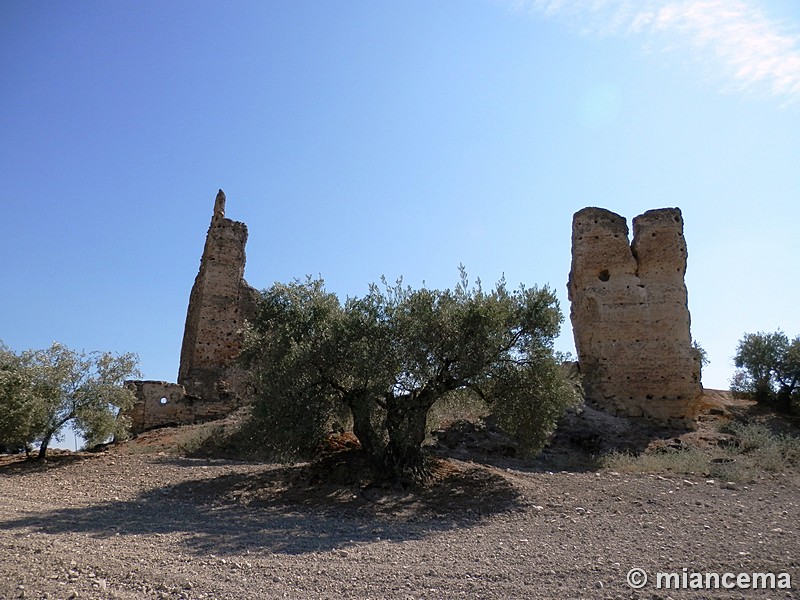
[241,270,579,483]
[731,331,800,413]
[0,341,140,458]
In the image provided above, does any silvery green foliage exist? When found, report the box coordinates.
[242,268,578,482]
[732,331,800,414]
[0,341,140,458]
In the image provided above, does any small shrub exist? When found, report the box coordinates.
[601,422,800,481]
[721,422,800,470]
[602,448,709,475]
[707,458,746,482]
[722,422,777,453]
[175,423,224,456]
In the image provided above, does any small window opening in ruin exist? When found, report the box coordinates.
[159,397,168,405]
[598,269,610,282]
[646,394,654,400]
[674,215,681,223]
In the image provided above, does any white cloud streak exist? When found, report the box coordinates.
[509,0,800,103]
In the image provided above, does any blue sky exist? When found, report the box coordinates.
[2,0,799,430]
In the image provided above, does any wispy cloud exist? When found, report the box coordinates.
[508,0,800,103]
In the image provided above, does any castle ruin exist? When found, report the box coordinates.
[177,190,260,401]
[126,197,703,434]
[126,190,258,434]
[568,207,701,427]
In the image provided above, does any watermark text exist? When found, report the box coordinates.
[627,567,792,591]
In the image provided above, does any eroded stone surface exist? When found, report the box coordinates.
[568,207,701,427]
[126,190,256,433]
[124,381,239,434]
[177,189,259,401]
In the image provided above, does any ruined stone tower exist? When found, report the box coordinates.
[178,189,259,400]
[568,207,701,427]
[125,190,259,434]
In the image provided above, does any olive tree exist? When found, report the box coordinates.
[0,344,48,455]
[0,341,140,458]
[731,331,800,413]
[241,271,579,483]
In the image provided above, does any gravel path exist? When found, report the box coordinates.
[1,452,798,600]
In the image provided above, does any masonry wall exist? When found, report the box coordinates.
[126,190,257,435]
[125,381,240,434]
[177,189,259,401]
[567,207,701,427]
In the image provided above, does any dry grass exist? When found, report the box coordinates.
[601,422,800,481]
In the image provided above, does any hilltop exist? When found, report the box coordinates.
[1,390,798,599]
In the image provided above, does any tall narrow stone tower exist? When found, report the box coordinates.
[178,190,259,400]
[567,207,701,427]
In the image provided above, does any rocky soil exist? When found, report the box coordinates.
[1,394,799,600]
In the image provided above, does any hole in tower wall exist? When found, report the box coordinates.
[159,397,168,405]
[598,270,610,282]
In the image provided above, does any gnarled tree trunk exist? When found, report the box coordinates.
[383,390,438,484]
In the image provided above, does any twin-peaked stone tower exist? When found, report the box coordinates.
[568,207,701,427]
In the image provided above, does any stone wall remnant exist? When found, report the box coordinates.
[567,207,701,427]
[178,189,259,401]
[125,190,257,434]
[125,381,239,434]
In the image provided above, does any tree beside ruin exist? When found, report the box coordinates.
[0,341,140,458]
[241,270,579,484]
[731,331,800,413]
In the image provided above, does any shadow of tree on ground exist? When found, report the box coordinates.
[0,454,523,557]
[0,451,99,477]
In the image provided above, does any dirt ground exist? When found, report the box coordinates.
[1,393,799,600]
